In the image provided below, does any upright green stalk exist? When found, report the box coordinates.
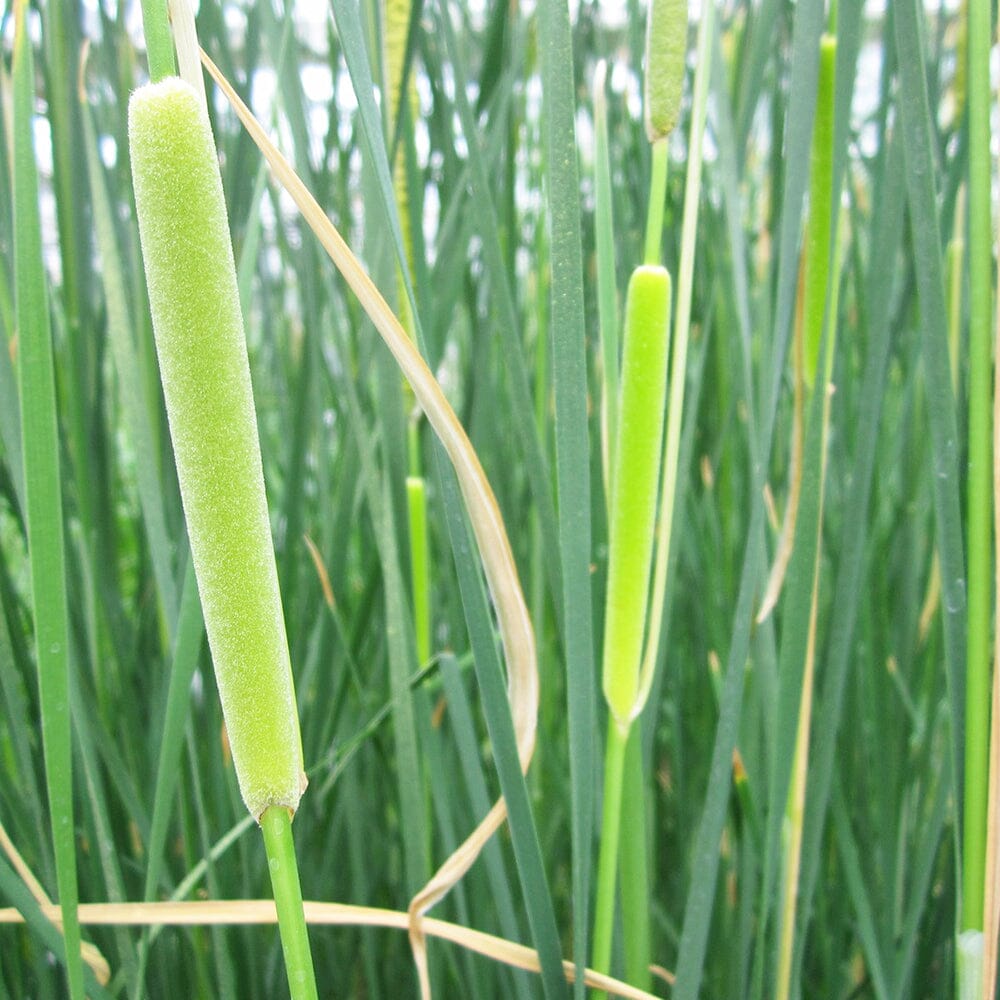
[962,0,992,985]
[138,0,176,81]
[261,807,319,1000]
[618,729,652,991]
[593,267,672,991]
[609,1,692,990]
[12,3,83,995]
[643,142,669,267]
[593,722,629,988]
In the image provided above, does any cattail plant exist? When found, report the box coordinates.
[592,0,692,990]
[129,76,316,1000]
[592,266,672,994]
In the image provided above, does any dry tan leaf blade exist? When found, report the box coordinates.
[198,51,538,1000]
[0,900,662,1000]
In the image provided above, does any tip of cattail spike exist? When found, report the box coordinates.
[643,0,689,143]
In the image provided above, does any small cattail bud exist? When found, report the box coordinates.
[644,0,688,143]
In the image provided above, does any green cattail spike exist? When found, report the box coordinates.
[644,0,688,143]
[593,267,671,993]
[602,265,672,728]
[129,78,305,821]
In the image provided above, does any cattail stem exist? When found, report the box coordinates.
[643,141,669,267]
[138,0,176,81]
[592,722,628,998]
[261,807,318,1000]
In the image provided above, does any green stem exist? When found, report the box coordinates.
[618,727,651,992]
[139,0,176,81]
[261,807,318,1000]
[592,721,629,994]
[643,139,669,266]
[964,0,992,941]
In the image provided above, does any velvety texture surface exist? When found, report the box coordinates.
[130,78,304,819]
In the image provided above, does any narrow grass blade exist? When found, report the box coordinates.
[894,0,966,850]
[434,459,566,1000]
[327,0,419,325]
[39,0,89,375]
[537,0,596,991]
[593,59,619,500]
[0,295,24,511]
[439,652,535,1000]
[962,0,992,945]
[11,4,83,996]
[984,252,1000,1000]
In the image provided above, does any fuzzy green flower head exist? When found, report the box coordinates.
[129,78,305,820]
[602,265,671,726]
[644,0,688,143]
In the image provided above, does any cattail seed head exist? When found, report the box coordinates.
[644,0,688,143]
[129,78,305,820]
